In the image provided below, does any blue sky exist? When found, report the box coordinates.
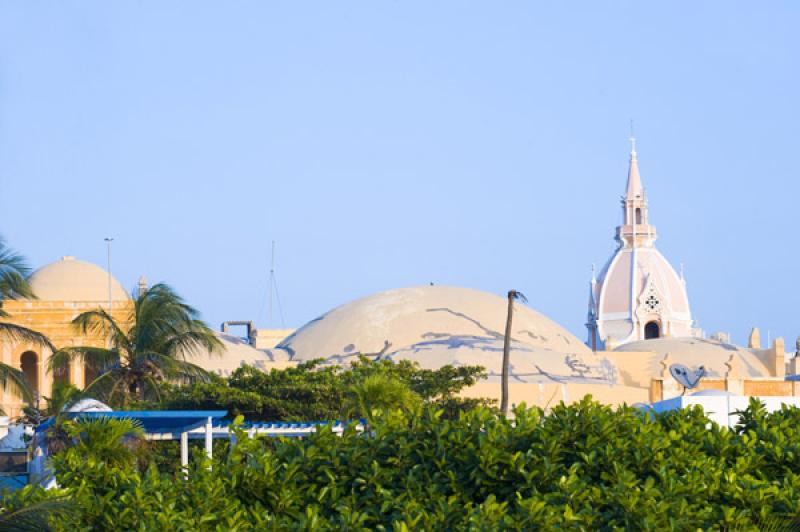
[1,2,798,346]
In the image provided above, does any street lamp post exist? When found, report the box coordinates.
[104,238,114,312]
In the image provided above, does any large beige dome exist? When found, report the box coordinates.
[272,286,618,385]
[29,256,129,302]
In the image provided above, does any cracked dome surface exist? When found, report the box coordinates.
[270,286,617,385]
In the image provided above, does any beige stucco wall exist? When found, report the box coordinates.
[461,381,649,409]
[600,351,656,388]
[252,328,294,349]
[0,299,132,417]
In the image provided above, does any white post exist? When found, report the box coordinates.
[205,417,213,463]
[180,431,189,479]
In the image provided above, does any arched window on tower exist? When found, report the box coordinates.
[20,351,39,395]
[644,321,660,340]
[635,208,643,225]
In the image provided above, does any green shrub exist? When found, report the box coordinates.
[149,357,491,422]
[5,397,800,530]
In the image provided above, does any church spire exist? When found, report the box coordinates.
[616,138,656,248]
[625,137,644,200]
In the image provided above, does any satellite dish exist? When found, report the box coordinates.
[669,364,706,391]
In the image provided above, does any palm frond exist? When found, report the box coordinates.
[132,283,205,351]
[71,309,131,352]
[44,382,83,415]
[0,496,73,532]
[138,352,213,383]
[82,369,127,404]
[0,323,55,352]
[46,347,120,376]
[141,374,165,403]
[0,362,34,404]
[64,417,144,468]
[342,374,421,421]
[0,237,36,302]
[510,290,528,303]
[162,327,224,359]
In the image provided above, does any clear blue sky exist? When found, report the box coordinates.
[1,2,798,347]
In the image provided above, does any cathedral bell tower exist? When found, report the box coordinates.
[586,139,696,351]
[617,139,657,248]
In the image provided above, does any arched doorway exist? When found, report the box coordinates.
[20,351,39,395]
[644,321,660,340]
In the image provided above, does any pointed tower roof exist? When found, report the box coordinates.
[625,138,644,200]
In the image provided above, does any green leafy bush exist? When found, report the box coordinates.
[149,357,491,421]
[6,397,800,530]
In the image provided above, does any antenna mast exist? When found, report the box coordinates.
[263,240,286,329]
[269,240,275,326]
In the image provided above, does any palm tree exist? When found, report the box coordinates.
[501,290,526,416]
[47,283,222,407]
[341,374,421,424]
[61,416,144,468]
[0,237,55,408]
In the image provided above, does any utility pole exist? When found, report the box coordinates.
[501,289,527,416]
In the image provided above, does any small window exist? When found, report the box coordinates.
[644,321,660,340]
[635,208,642,225]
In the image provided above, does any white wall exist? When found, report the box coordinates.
[651,394,800,429]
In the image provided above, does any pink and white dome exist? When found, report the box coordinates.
[591,247,692,347]
[586,141,696,350]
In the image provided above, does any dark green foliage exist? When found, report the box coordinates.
[6,398,800,530]
[153,357,490,421]
[0,490,72,532]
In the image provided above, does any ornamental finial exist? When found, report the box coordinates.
[629,119,636,155]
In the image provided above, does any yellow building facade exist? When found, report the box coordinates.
[0,256,132,417]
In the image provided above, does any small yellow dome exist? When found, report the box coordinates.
[28,256,129,302]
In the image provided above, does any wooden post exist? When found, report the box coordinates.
[501,290,515,416]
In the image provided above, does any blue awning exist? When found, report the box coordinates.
[38,410,227,434]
